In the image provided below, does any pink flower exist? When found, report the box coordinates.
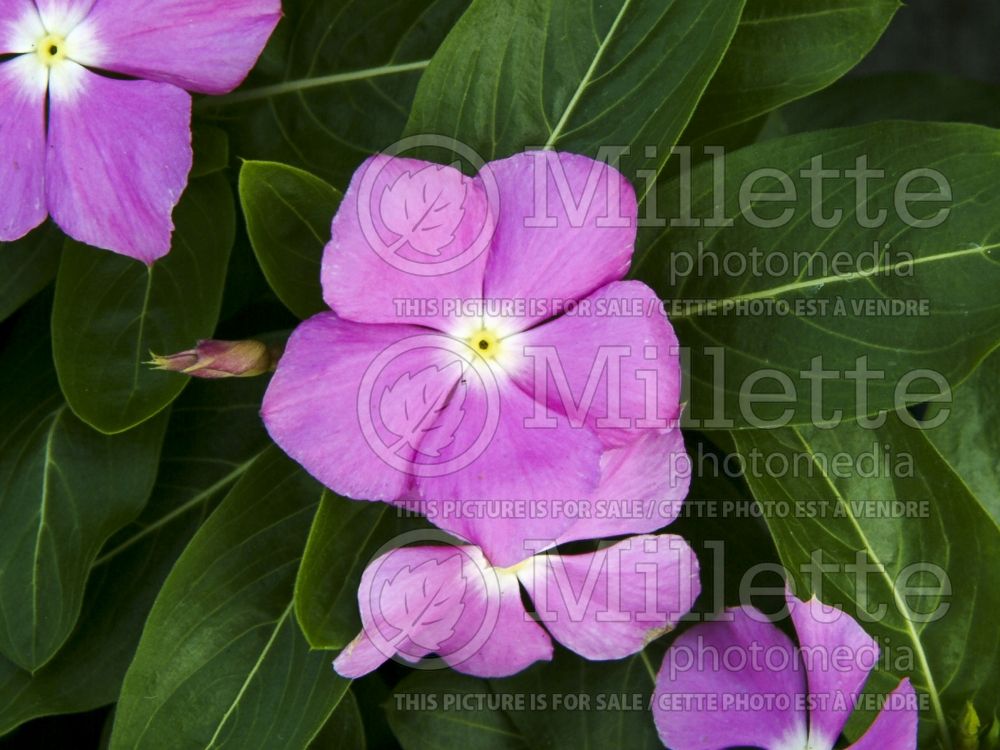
[333,533,700,679]
[0,0,281,262]
[652,592,919,750]
[262,152,689,566]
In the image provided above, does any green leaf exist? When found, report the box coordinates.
[110,448,346,750]
[492,648,662,750]
[731,416,1000,746]
[681,0,899,149]
[924,350,1000,524]
[239,161,343,319]
[308,691,365,750]
[200,0,469,187]
[0,375,271,736]
[761,72,1000,138]
[191,124,231,177]
[0,298,167,671]
[0,223,62,324]
[387,671,529,750]
[295,496,407,649]
[632,121,1000,428]
[404,0,745,194]
[52,173,235,434]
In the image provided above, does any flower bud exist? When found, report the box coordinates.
[149,339,282,379]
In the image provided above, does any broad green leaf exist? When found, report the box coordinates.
[200,0,469,187]
[0,375,271,736]
[492,648,662,750]
[295,496,404,650]
[632,122,1000,428]
[52,173,235,434]
[110,448,346,750]
[308,690,365,750]
[681,0,899,149]
[239,161,343,319]
[925,350,1000,524]
[388,671,529,750]
[0,223,62,323]
[761,72,1000,138]
[0,298,167,671]
[404,0,745,193]
[732,416,1000,746]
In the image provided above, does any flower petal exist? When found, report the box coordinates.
[0,1,43,53]
[445,558,553,678]
[322,155,493,333]
[262,313,468,504]
[653,607,809,750]
[0,55,47,241]
[504,281,681,448]
[557,428,691,545]
[787,594,880,749]
[67,0,281,94]
[518,534,699,661]
[46,62,191,262]
[413,360,603,567]
[34,0,96,36]
[480,151,637,334]
[846,679,918,750]
[333,545,551,679]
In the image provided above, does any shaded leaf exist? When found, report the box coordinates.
[0,298,167,671]
[295,497,410,650]
[52,173,235,434]
[191,124,231,178]
[308,690,366,750]
[405,0,745,195]
[761,72,1000,139]
[110,448,346,750]
[0,374,269,735]
[732,416,1000,745]
[492,647,662,750]
[239,161,342,319]
[202,0,469,187]
[388,670,529,750]
[633,122,1000,428]
[0,223,62,324]
[925,349,1000,524]
[682,0,899,149]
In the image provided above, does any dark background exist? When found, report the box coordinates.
[856,0,999,83]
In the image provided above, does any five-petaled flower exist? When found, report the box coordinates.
[653,592,918,750]
[334,533,700,679]
[262,151,690,567]
[0,0,281,262]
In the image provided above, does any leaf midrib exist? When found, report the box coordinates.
[671,242,999,320]
[30,405,68,665]
[204,603,294,749]
[543,0,635,149]
[786,426,951,749]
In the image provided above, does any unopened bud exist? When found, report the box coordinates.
[148,339,282,379]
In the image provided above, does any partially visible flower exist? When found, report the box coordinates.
[333,533,700,679]
[652,592,918,750]
[0,0,281,262]
[149,339,282,379]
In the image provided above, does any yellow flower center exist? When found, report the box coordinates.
[467,328,501,360]
[37,33,67,66]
